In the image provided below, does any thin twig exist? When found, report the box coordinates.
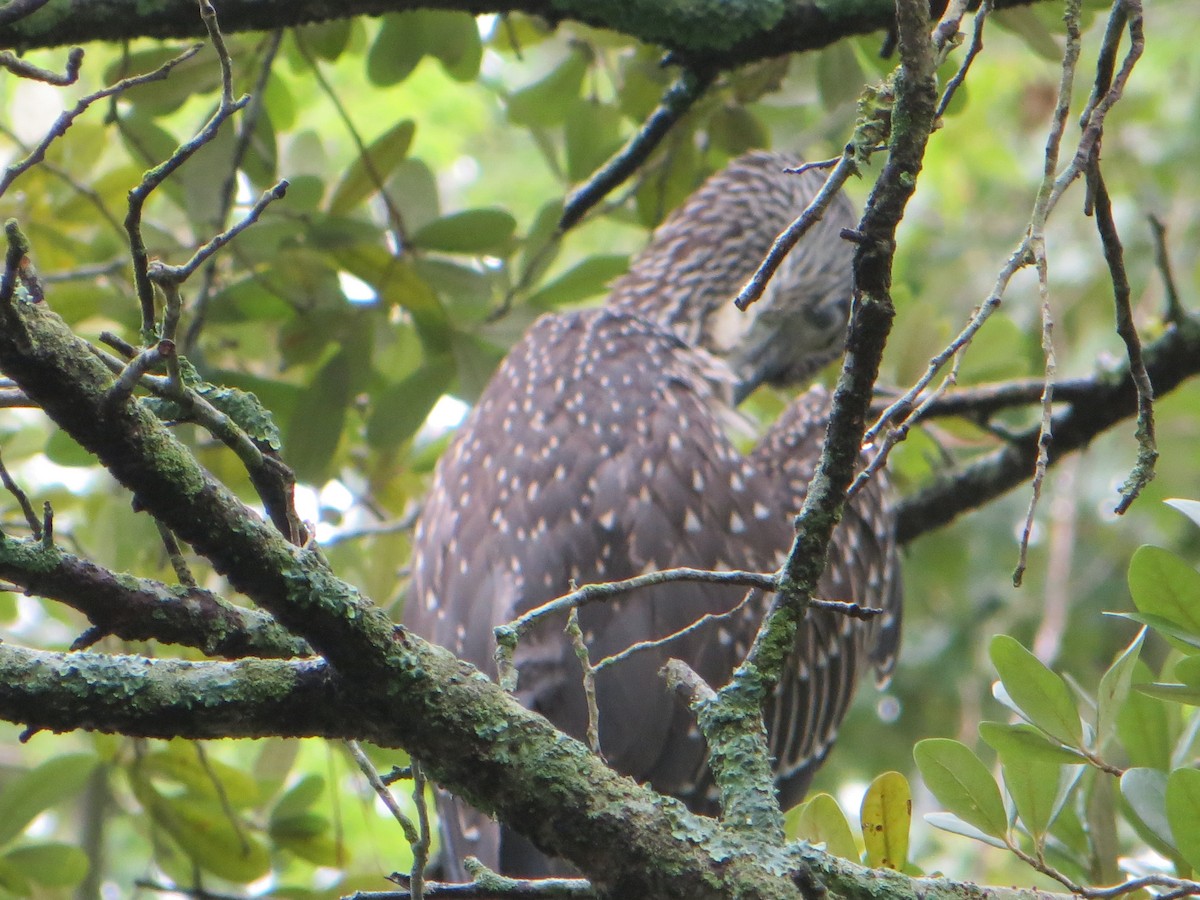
[494,567,777,690]
[0,45,81,84]
[346,741,421,846]
[155,520,198,588]
[1087,160,1155,514]
[0,45,203,200]
[185,28,285,352]
[149,181,289,286]
[0,451,40,538]
[125,3,248,334]
[734,148,861,311]
[934,0,992,121]
[565,608,601,754]
[1147,215,1184,325]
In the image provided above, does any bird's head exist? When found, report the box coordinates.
[608,151,857,401]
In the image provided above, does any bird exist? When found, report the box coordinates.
[406,150,902,877]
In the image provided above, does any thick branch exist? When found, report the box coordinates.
[0,534,308,657]
[0,0,1045,68]
[896,313,1200,544]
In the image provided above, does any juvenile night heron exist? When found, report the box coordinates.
[407,151,902,876]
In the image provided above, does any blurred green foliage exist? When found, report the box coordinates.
[0,3,1196,896]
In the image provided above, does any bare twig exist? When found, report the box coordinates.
[125,3,248,334]
[565,608,601,754]
[0,45,81,84]
[934,0,991,121]
[494,567,776,690]
[1148,215,1184,325]
[734,148,861,311]
[1087,161,1155,514]
[185,28,285,352]
[149,181,289,287]
[0,45,203,200]
[0,451,40,538]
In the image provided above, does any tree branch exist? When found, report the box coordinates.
[0,533,309,658]
[895,312,1200,544]
[0,0,1048,68]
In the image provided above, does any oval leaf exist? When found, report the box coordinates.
[787,793,859,861]
[979,722,1087,765]
[3,844,88,888]
[1121,768,1178,856]
[1096,627,1147,751]
[1166,768,1200,870]
[1128,545,1200,641]
[923,812,1008,850]
[0,754,99,846]
[913,739,1008,840]
[412,209,517,255]
[860,771,911,870]
[989,634,1083,747]
[330,119,416,215]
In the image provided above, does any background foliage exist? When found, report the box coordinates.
[0,1,1197,896]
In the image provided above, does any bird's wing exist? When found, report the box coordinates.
[407,307,781,829]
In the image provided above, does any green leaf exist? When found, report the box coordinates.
[422,11,483,82]
[140,745,262,809]
[564,99,624,182]
[1121,768,1178,856]
[1097,627,1146,751]
[329,119,416,215]
[133,776,270,883]
[527,255,629,309]
[1117,661,1172,769]
[860,771,910,870]
[1166,768,1200,870]
[507,49,589,127]
[412,209,517,255]
[979,722,1087,765]
[367,356,457,450]
[816,41,866,109]
[998,746,1073,841]
[297,19,352,61]
[0,855,30,896]
[786,793,859,861]
[1106,612,1200,652]
[270,812,341,865]
[1166,498,1200,531]
[1135,682,1200,705]
[45,426,96,468]
[1175,655,1200,687]
[989,635,1083,747]
[913,739,1008,840]
[3,844,88,888]
[271,775,326,824]
[922,812,1007,850]
[707,105,768,157]
[0,754,99,846]
[284,349,354,484]
[1128,545,1200,644]
[367,12,426,86]
[992,7,1063,61]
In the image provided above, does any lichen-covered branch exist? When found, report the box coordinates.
[0,0,1048,68]
[0,534,309,657]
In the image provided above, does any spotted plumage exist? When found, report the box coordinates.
[407,151,901,876]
